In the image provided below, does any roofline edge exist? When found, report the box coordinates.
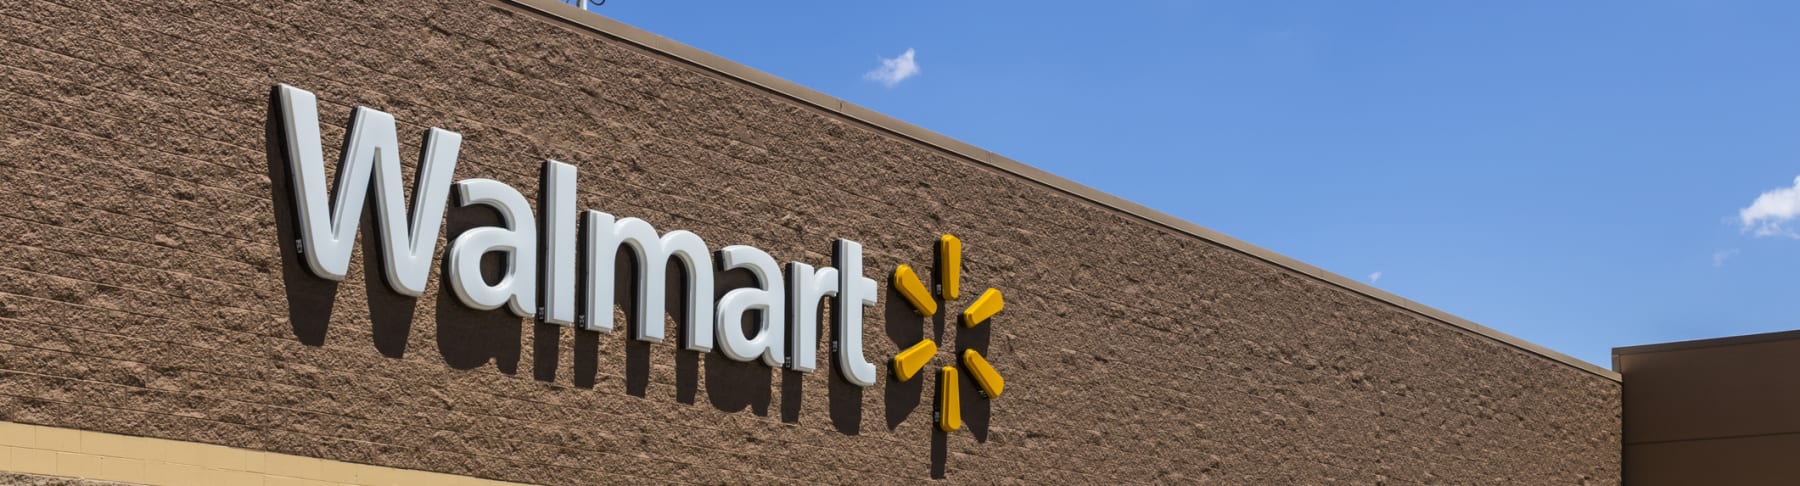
[1614,328,1800,357]
[496,0,1622,382]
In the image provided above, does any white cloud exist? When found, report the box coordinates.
[1713,249,1740,267]
[1739,175,1800,238]
[1367,271,1382,284]
[864,48,920,87]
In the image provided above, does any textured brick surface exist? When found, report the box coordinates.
[0,473,132,486]
[0,0,1620,483]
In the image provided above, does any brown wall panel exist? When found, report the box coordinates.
[1624,433,1800,486]
[1617,331,1800,484]
[0,0,1620,483]
[1618,336,1800,444]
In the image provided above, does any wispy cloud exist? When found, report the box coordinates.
[1368,271,1382,284]
[1713,249,1741,267]
[1739,175,1800,238]
[864,48,920,88]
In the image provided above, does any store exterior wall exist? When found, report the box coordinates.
[1615,331,1800,485]
[0,0,1621,483]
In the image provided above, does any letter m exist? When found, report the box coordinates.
[276,84,461,297]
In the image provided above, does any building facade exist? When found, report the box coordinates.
[1615,330,1800,484]
[0,0,1623,483]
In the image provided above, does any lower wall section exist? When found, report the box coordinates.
[0,421,518,486]
[1625,433,1800,485]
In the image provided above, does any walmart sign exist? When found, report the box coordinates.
[274,84,882,386]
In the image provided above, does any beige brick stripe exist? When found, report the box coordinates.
[0,421,527,486]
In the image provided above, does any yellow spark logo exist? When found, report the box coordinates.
[890,234,1005,433]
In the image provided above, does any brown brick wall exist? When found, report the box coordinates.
[0,0,1619,483]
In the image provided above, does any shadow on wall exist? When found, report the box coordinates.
[781,298,829,424]
[611,258,707,406]
[955,312,993,444]
[884,283,925,431]
[706,262,772,415]
[889,242,997,479]
[266,88,799,409]
[434,205,523,373]
[949,239,994,445]
[265,87,424,359]
[264,86,337,348]
[265,91,1003,477]
[827,247,866,436]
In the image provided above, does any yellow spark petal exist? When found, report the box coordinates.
[890,339,938,382]
[892,264,937,317]
[939,235,961,300]
[938,366,961,432]
[962,288,1003,327]
[961,349,1005,399]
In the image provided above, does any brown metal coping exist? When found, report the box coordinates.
[495,0,1621,382]
[1614,328,1800,357]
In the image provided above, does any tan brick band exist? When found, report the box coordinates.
[0,421,523,486]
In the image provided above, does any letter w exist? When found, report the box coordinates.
[276,84,460,297]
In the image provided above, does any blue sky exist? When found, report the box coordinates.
[581,1,1800,368]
